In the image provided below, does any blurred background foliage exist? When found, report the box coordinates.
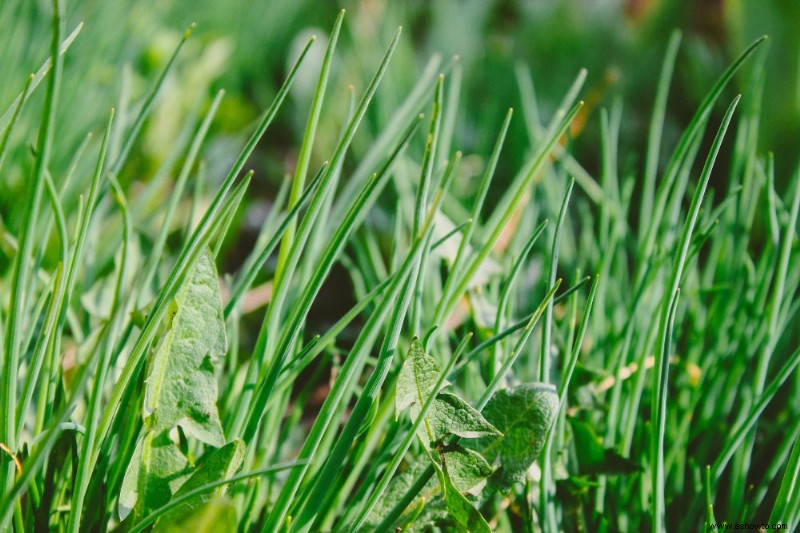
[2,0,798,269]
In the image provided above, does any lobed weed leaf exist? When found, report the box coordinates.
[440,465,492,533]
[119,247,228,522]
[144,247,227,444]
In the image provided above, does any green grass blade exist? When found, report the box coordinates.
[289,228,437,533]
[540,177,574,383]
[1,0,64,472]
[223,163,328,318]
[640,30,682,230]
[241,95,416,445]
[640,37,766,257]
[136,90,224,307]
[651,95,740,532]
[0,74,32,174]
[13,171,68,439]
[712,344,800,482]
[109,24,194,174]
[0,407,73,528]
[434,108,512,324]
[274,9,344,284]
[236,29,404,431]
[0,22,82,133]
[332,53,442,223]
[771,435,800,528]
[492,219,548,376]
[441,102,582,324]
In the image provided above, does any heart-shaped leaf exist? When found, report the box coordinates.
[479,382,559,488]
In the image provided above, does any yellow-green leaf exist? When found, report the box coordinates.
[118,432,191,521]
[153,439,246,531]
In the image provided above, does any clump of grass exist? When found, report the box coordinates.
[1,3,799,533]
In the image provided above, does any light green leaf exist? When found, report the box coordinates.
[442,445,494,496]
[412,392,501,443]
[396,338,443,416]
[144,247,227,446]
[479,382,559,488]
[120,249,229,522]
[154,496,237,533]
[118,432,192,521]
[153,439,246,531]
[119,435,144,521]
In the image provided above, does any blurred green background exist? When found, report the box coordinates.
[2,0,799,268]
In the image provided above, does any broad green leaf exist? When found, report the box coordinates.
[144,247,227,446]
[396,338,443,416]
[479,382,559,487]
[441,466,491,533]
[441,445,494,496]
[366,460,440,529]
[412,392,501,443]
[119,432,192,521]
[153,439,246,531]
[120,249,228,522]
[154,496,237,533]
[569,418,641,476]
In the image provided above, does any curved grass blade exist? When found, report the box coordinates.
[274,9,344,284]
[136,90,225,307]
[109,24,194,174]
[1,0,64,474]
[639,30,682,230]
[0,74,32,174]
[639,37,766,257]
[651,96,741,532]
[288,229,439,533]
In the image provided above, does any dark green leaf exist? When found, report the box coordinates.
[569,418,642,476]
